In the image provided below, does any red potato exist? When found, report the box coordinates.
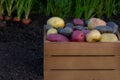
[71,30,85,42]
[46,34,69,42]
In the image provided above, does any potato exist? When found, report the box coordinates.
[44,24,52,31]
[95,26,113,33]
[47,28,57,35]
[47,17,65,29]
[71,30,85,42]
[88,18,106,29]
[73,18,84,26]
[73,26,86,31]
[86,30,101,42]
[107,22,118,34]
[100,33,118,42]
[59,27,73,37]
[81,30,90,35]
[46,34,69,42]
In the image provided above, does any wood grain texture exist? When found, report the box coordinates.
[44,42,120,80]
[44,57,118,70]
[44,42,120,55]
[44,70,120,80]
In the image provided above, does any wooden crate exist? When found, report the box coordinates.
[44,42,120,80]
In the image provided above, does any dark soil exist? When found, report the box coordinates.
[0,14,120,80]
[0,14,48,80]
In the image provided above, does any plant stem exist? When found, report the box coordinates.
[0,0,5,15]
[4,0,16,16]
[75,0,84,18]
[16,0,25,19]
[23,0,34,19]
[46,0,72,19]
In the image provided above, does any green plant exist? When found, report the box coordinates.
[116,1,120,15]
[96,0,104,18]
[0,0,5,15]
[15,0,25,20]
[83,0,100,20]
[23,0,34,19]
[104,0,117,18]
[32,0,45,14]
[75,0,84,18]
[4,0,16,16]
[46,0,72,19]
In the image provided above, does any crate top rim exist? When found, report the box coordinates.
[44,41,120,43]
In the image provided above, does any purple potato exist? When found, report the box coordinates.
[85,20,89,26]
[57,27,63,33]
[65,22,74,29]
[44,24,52,31]
[46,34,69,42]
[59,27,73,37]
[81,30,90,35]
[73,26,86,31]
[95,26,113,33]
[107,22,118,34]
[73,18,84,26]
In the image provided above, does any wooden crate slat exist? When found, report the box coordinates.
[44,42,120,55]
[44,57,118,70]
[44,70,120,80]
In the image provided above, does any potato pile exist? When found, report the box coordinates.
[44,17,119,42]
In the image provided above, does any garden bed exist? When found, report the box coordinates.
[0,12,120,80]
[0,13,47,80]
[0,0,120,80]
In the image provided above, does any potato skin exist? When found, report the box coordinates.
[107,22,118,34]
[86,30,101,42]
[71,30,85,42]
[47,17,65,29]
[100,33,118,42]
[46,34,69,42]
[73,18,84,26]
[95,26,113,33]
[88,18,106,29]
[47,28,57,35]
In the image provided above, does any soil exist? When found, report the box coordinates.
[0,14,120,80]
[0,14,48,80]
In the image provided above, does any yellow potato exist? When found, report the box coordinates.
[86,30,101,42]
[100,33,118,42]
[88,18,106,29]
[47,17,65,29]
[47,28,57,35]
